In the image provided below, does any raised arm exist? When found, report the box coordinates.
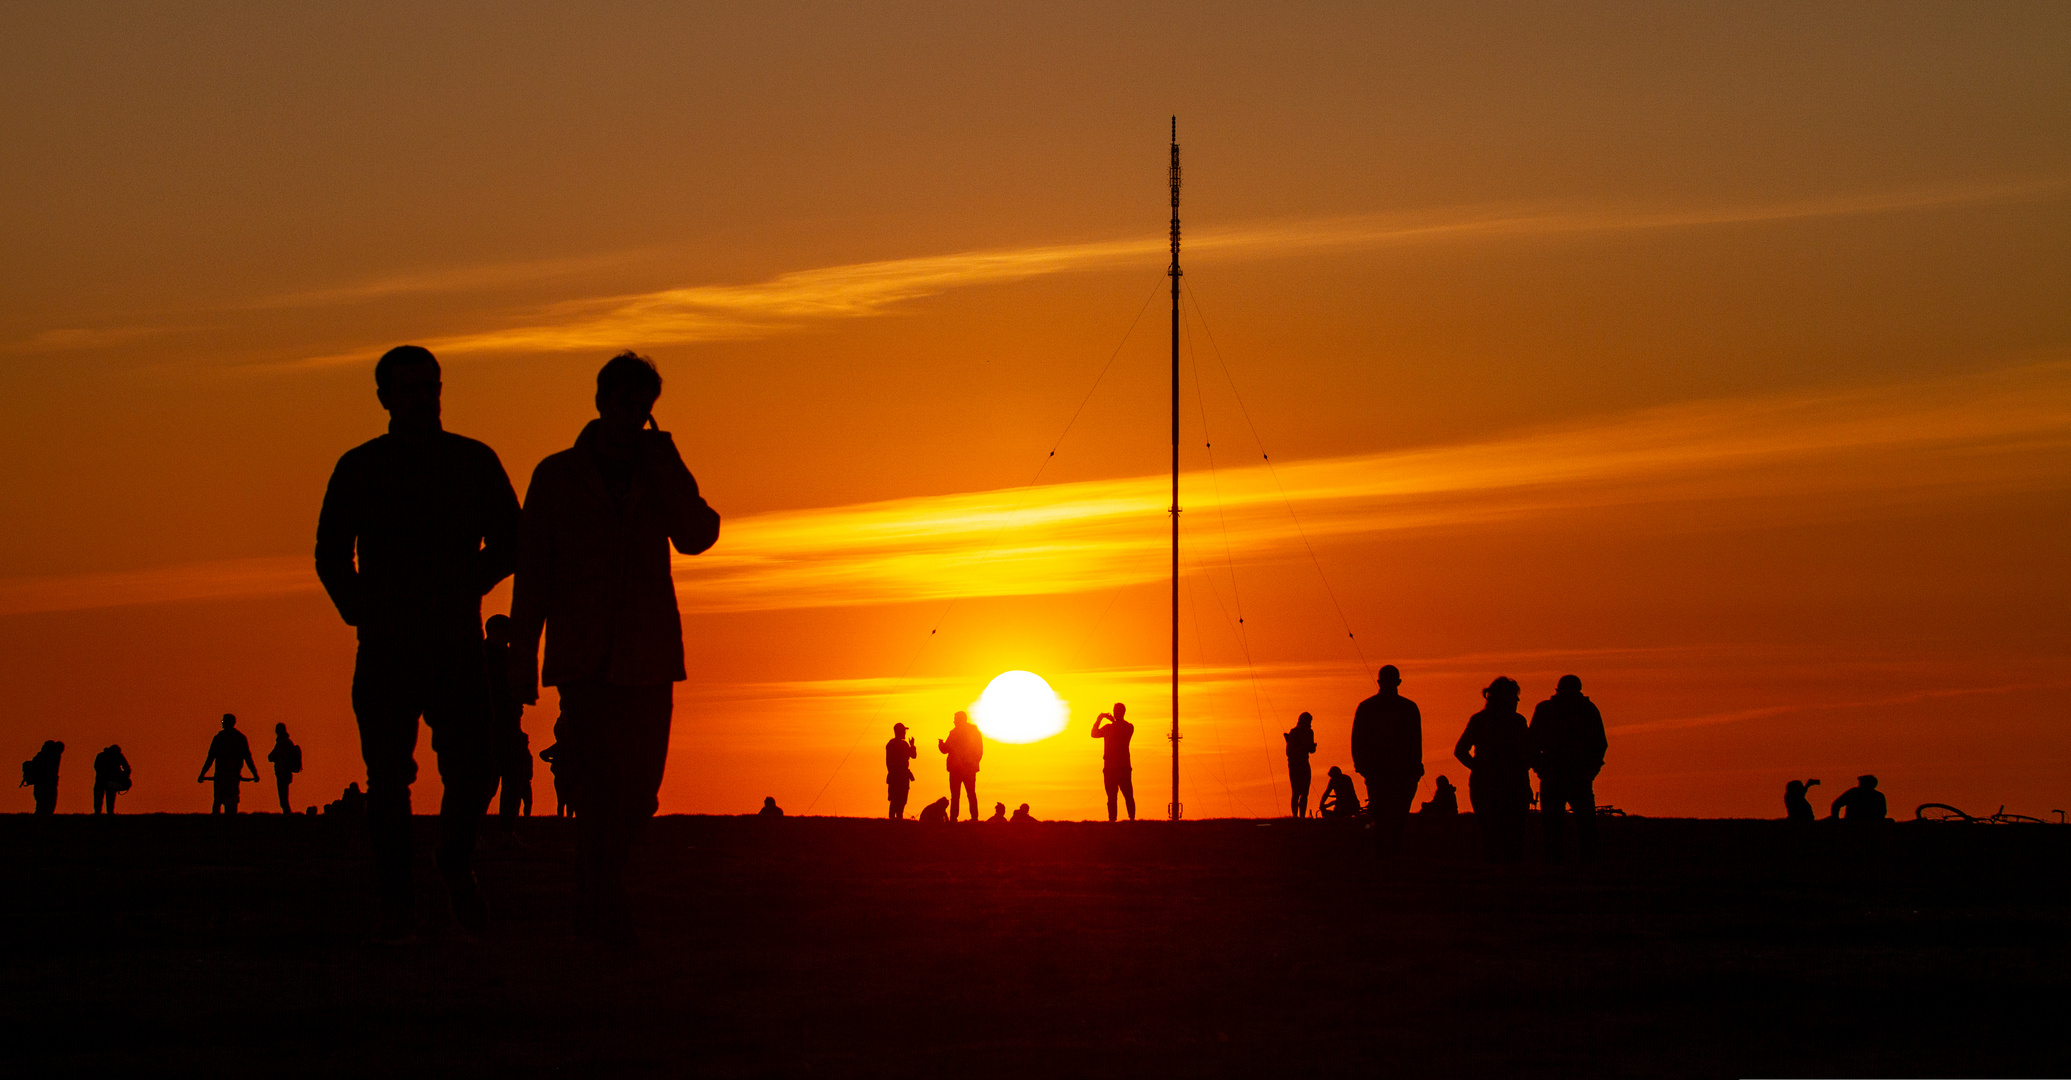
[644,431,721,556]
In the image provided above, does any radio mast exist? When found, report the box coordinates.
[1167,117,1183,822]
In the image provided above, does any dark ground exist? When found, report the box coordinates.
[7,811,2069,1078]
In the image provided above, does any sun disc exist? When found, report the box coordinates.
[968,670,1070,744]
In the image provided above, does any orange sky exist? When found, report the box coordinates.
[3,2,2068,820]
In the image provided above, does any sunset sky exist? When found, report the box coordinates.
[3,2,2067,820]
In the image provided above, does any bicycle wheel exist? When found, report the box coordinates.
[1915,803,1971,823]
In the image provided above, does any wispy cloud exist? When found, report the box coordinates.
[276,176,2070,368]
[0,556,314,618]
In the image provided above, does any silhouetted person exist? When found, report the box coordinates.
[509,351,720,946]
[1011,803,1036,823]
[1285,712,1318,818]
[1829,775,1887,825]
[1352,665,1424,854]
[22,740,63,814]
[500,730,535,825]
[1529,674,1609,864]
[1784,778,1820,823]
[1092,703,1136,821]
[199,714,259,815]
[918,797,949,824]
[987,802,1007,822]
[317,344,520,939]
[1420,775,1458,816]
[267,723,302,814]
[326,782,367,816]
[92,744,131,814]
[539,742,572,817]
[1455,677,1531,863]
[886,723,918,820]
[1318,766,1360,818]
[938,711,984,822]
[758,796,783,818]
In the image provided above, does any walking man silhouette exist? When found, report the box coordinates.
[316,344,520,939]
[267,723,302,815]
[92,744,131,814]
[1092,703,1136,821]
[1351,665,1424,854]
[509,351,720,946]
[1529,674,1608,864]
[1285,712,1317,818]
[22,740,62,814]
[885,723,917,820]
[199,714,259,814]
[1455,677,1532,863]
[938,711,984,822]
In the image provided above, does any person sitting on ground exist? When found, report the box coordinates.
[1011,803,1037,823]
[758,796,783,818]
[917,796,950,824]
[1317,766,1361,818]
[93,744,132,815]
[987,801,1007,823]
[326,782,368,816]
[1420,775,1458,816]
[1784,778,1820,823]
[1829,775,1886,825]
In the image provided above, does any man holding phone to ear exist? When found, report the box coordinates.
[509,350,720,946]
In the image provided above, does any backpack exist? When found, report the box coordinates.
[285,743,303,774]
[21,758,46,787]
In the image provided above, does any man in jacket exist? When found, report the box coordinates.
[885,723,917,820]
[316,345,520,939]
[1529,674,1609,863]
[509,351,720,945]
[198,714,259,814]
[1350,665,1424,855]
[938,711,984,822]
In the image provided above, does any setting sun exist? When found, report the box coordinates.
[968,670,1071,744]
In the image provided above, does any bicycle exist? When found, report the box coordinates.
[1914,803,2049,825]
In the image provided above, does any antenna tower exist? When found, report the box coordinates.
[1167,117,1183,822]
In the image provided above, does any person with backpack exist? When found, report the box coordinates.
[267,723,303,815]
[92,745,131,814]
[22,740,63,814]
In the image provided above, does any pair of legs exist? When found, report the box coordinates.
[948,771,977,822]
[1361,772,1420,855]
[498,778,532,823]
[276,774,293,815]
[93,783,119,814]
[33,785,56,814]
[212,781,241,815]
[1104,766,1136,821]
[553,680,672,941]
[352,632,495,933]
[1469,774,1531,863]
[1538,773,1597,863]
[1288,764,1311,818]
[888,781,910,820]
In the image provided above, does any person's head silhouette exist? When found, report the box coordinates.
[221,713,237,730]
[1111,703,1127,721]
[1296,711,1312,729]
[1328,765,1343,778]
[1378,665,1402,691]
[1859,775,1878,790]
[892,723,908,737]
[596,351,663,431]
[953,710,970,728]
[1481,677,1521,710]
[274,722,288,737]
[1556,674,1583,695]
[485,613,511,647]
[374,345,441,434]
[762,796,777,809]
[1434,775,1453,789]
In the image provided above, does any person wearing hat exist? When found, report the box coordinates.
[885,722,918,819]
[1351,665,1424,854]
[1529,674,1609,863]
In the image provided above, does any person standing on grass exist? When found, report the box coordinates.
[1285,712,1318,818]
[886,722,918,819]
[93,744,131,814]
[1454,677,1532,863]
[1092,703,1136,822]
[1529,675,1608,864]
[938,711,984,822]
[1352,665,1424,854]
[199,714,259,815]
[509,351,721,947]
[267,723,302,815]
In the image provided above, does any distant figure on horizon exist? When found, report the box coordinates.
[22,740,63,814]
[1530,675,1609,864]
[1784,779,1820,823]
[482,614,530,832]
[886,723,918,820]
[317,344,520,940]
[939,711,984,822]
[539,742,572,817]
[1318,767,1361,818]
[267,723,302,815]
[93,744,131,814]
[1420,775,1458,816]
[1352,665,1424,854]
[326,782,367,816]
[1092,703,1136,822]
[198,714,259,815]
[918,796,950,824]
[1285,713,1318,818]
[758,796,784,818]
[509,350,721,946]
[1829,775,1887,826]
[500,730,535,825]
[988,802,1007,822]
[1011,803,1036,823]
[1455,677,1531,863]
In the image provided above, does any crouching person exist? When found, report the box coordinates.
[509,352,720,946]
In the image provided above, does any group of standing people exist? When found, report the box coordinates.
[881,701,1140,824]
[1285,665,1610,864]
[196,714,305,815]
